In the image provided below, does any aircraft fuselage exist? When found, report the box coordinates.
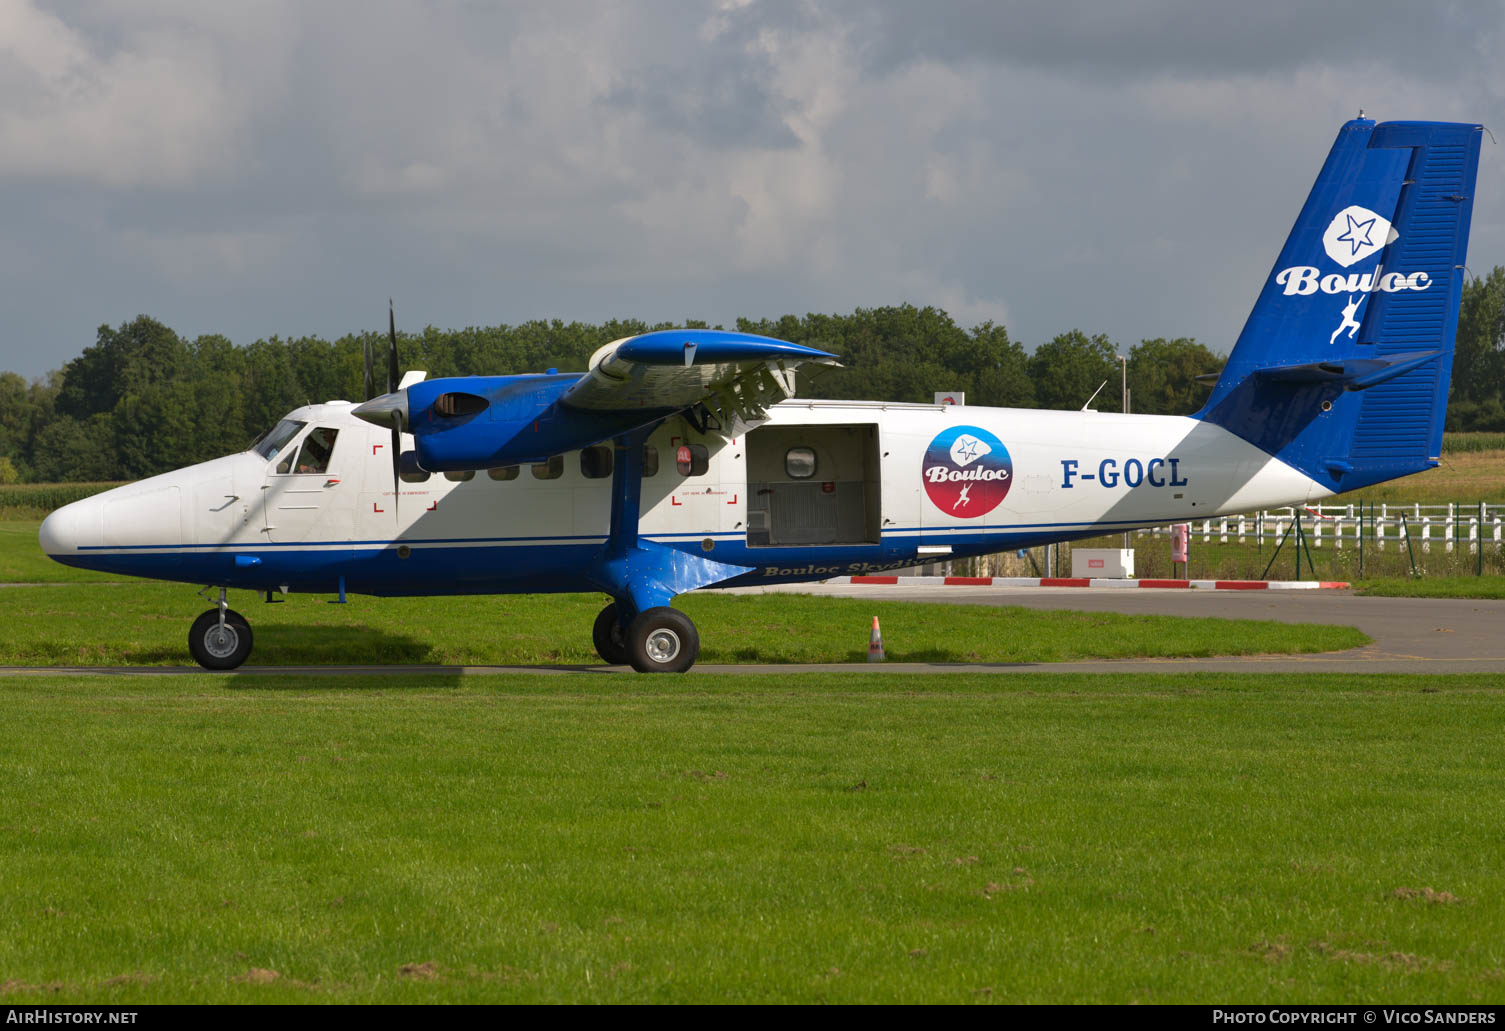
[41,397,1326,597]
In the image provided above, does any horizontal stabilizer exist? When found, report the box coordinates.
[1251,350,1441,390]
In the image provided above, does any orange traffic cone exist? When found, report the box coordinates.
[867,616,885,662]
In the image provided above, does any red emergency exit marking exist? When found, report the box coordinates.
[427,501,438,511]
[670,496,682,506]
[372,444,383,454]
[1089,559,1104,568]
[372,502,384,513]
[727,494,737,505]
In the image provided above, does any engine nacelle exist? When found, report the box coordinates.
[400,373,671,472]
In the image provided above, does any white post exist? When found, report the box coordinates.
[1201,519,1210,543]
[1220,517,1228,544]
[1238,516,1246,543]
[1313,513,1322,549]
[1470,516,1478,554]
[1446,503,1455,553]
[1423,517,1432,554]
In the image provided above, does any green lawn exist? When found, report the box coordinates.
[1353,577,1505,599]
[1,672,1502,1003]
[0,521,115,583]
[0,582,1368,666]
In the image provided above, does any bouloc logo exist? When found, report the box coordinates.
[1322,205,1392,267]
[1272,204,1431,297]
[922,426,1012,518]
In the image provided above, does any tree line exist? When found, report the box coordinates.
[1,267,1501,484]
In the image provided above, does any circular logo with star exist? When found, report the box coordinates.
[922,425,1012,518]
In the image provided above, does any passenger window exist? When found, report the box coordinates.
[399,451,430,483]
[581,446,612,479]
[785,447,817,479]
[487,466,519,481]
[642,445,659,477]
[444,470,475,482]
[532,455,564,480]
[291,427,339,475]
[676,444,709,477]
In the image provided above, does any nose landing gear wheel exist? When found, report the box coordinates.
[189,608,254,670]
[592,602,631,666]
[626,607,699,674]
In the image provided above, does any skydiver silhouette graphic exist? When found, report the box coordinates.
[1331,295,1362,345]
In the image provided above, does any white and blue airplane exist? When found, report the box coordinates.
[40,118,1483,672]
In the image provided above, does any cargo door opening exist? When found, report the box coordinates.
[746,423,880,546]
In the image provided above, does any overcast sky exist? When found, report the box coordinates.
[2,0,1501,378]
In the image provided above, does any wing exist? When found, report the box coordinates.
[562,329,840,436]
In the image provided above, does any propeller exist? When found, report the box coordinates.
[363,336,375,402]
[387,300,401,516]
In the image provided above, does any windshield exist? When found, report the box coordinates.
[252,419,306,461]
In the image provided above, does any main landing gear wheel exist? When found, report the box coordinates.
[189,608,253,670]
[592,602,631,666]
[626,607,699,674]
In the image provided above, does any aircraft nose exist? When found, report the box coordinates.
[39,497,103,556]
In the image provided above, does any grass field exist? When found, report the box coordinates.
[1,672,1502,1004]
[1354,577,1505,599]
[0,519,1369,666]
[0,521,115,583]
[0,582,1367,666]
[1344,449,1505,504]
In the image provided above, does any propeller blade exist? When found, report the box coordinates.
[391,424,402,521]
[388,300,401,520]
[387,299,400,395]
[363,336,375,401]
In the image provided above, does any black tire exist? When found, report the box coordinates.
[626,607,699,674]
[188,608,253,670]
[592,602,631,665]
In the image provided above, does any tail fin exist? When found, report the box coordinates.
[1197,118,1483,494]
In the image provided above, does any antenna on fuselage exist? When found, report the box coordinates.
[1080,379,1108,411]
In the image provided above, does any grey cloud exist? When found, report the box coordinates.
[0,0,1500,381]
[821,0,1502,81]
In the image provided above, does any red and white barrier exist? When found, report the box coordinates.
[826,575,1349,590]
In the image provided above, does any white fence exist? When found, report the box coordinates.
[1134,502,1503,554]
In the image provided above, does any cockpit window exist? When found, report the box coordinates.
[291,427,339,475]
[253,419,306,461]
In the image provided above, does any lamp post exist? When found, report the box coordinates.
[1118,354,1129,549]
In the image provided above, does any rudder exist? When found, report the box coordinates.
[1197,119,1483,495]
